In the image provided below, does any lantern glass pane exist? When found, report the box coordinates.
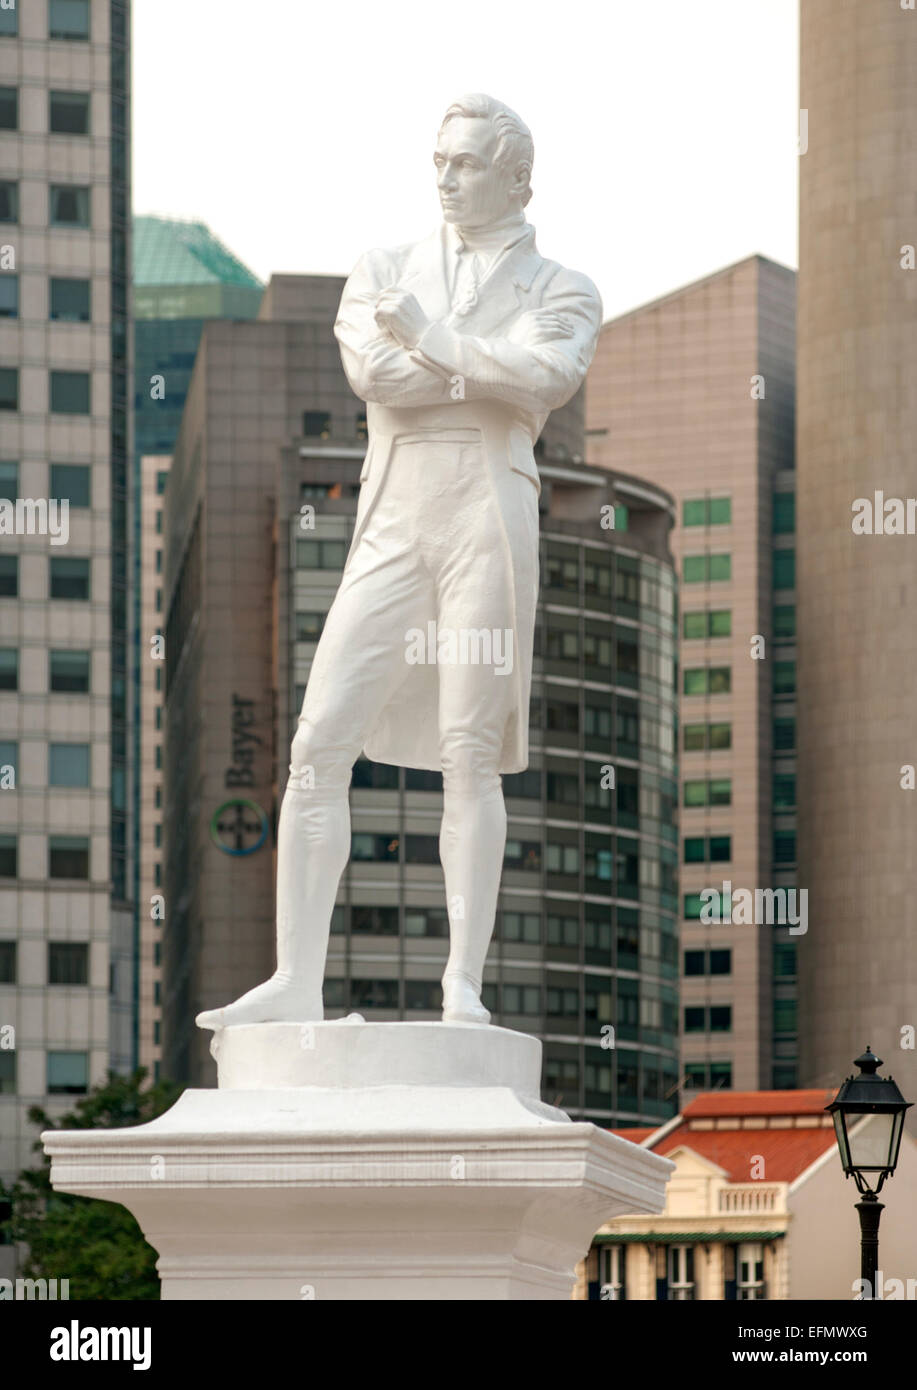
[832,1111,851,1169]
[848,1114,895,1170]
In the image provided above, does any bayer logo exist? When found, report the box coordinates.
[210,799,269,856]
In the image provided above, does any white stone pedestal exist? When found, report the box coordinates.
[42,1022,673,1300]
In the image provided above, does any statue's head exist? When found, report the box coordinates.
[435,94,533,228]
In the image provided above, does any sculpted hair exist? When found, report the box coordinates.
[439,93,534,207]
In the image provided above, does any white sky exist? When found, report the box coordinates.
[133,0,800,321]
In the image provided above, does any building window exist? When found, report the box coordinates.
[50,370,90,414]
[0,834,16,877]
[773,660,795,696]
[0,275,17,319]
[666,1245,696,1300]
[683,721,731,752]
[50,556,90,600]
[350,979,399,1010]
[49,0,91,39]
[156,470,168,495]
[773,604,795,640]
[48,942,89,985]
[49,91,90,135]
[0,940,15,983]
[303,410,331,438]
[683,666,731,696]
[773,492,795,534]
[50,463,91,507]
[350,832,399,862]
[773,773,796,809]
[500,911,541,944]
[683,553,731,583]
[0,181,17,222]
[296,611,326,642]
[0,555,17,597]
[404,980,441,1011]
[0,648,17,691]
[598,1245,626,1300]
[683,778,731,808]
[773,716,795,750]
[0,5,17,36]
[0,86,17,131]
[295,538,346,570]
[0,460,15,500]
[49,835,89,879]
[0,1052,15,1094]
[49,742,90,787]
[0,368,18,410]
[683,609,731,639]
[50,649,90,692]
[684,1060,732,1090]
[546,842,579,875]
[50,277,91,322]
[774,943,796,978]
[46,1051,89,1094]
[683,834,731,864]
[0,741,17,782]
[684,948,732,977]
[683,497,731,527]
[737,1242,766,1300]
[774,830,796,865]
[50,184,90,227]
[773,549,795,589]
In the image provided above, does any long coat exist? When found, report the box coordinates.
[332,222,603,774]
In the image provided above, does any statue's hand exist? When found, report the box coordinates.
[374,287,429,349]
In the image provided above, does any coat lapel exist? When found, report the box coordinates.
[397,223,545,337]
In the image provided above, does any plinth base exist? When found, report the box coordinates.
[43,1022,673,1300]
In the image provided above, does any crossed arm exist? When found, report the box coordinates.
[334,249,603,414]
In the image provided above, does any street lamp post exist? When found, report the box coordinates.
[826,1046,912,1300]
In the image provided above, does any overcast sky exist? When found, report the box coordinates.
[133,0,799,321]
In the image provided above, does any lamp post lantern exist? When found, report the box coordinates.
[826,1046,912,1299]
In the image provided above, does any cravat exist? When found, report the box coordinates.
[453,250,483,316]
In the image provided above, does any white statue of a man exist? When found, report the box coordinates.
[197,93,602,1032]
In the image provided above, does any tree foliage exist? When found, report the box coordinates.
[1,1067,183,1300]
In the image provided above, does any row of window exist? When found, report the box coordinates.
[349,830,631,885]
[683,551,795,589]
[0,650,90,692]
[0,275,93,322]
[0,182,94,227]
[682,493,794,537]
[0,741,92,785]
[0,1050,90,1096]
[329,905,676,971]
[0,559,93,613]
[0,0,91,39]
[0,369,92,414]
[0,88,92,136]
[0,940,88,985]
[590,1240,767,1301]
[682,607,795,641]
[684,1005,731,1032]
[0,461,92,504]
[684,662,796,696]
[0,836,89,878]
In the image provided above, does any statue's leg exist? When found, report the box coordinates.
[196,519,429,1031]
[432,451,516,1023]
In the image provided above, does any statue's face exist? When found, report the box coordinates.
[434,116,516,227]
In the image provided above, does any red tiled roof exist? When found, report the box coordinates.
[610,1128,656,1145]
[682,1089,835,1119]
[653,1126,837,1183]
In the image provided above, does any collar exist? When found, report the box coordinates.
[445,215,534,262]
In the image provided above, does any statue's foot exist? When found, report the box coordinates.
[196,975,322,1030]
[441,973,491,1025]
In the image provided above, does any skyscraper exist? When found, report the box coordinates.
[0,0,131,1230]
[133,214,262,1075]
[796,0,917,1094]
[586,254,798,1092]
